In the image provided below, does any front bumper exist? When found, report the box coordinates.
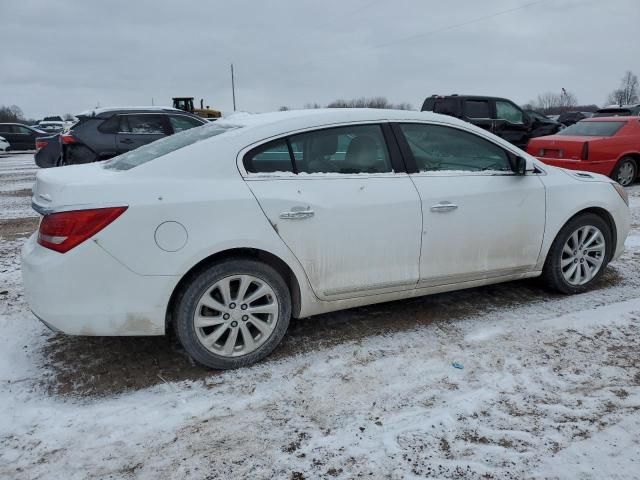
[21,234,178,336]
[536,157,616,177]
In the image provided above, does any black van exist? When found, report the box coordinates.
[421,95,560,149]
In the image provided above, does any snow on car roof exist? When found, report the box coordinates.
[76,106,182,117]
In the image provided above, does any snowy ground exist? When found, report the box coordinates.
[1,153,640,479]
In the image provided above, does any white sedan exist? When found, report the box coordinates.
[22,109,631,369]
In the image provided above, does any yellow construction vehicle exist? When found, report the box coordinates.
[172,97,221,119]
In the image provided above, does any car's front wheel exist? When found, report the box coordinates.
[173,258,291,369]
[542,213,612,294]
[611,157,637,187]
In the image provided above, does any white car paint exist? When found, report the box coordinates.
[0,136,9,152]
[22,109,631,338]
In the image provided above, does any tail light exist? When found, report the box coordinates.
[38,207,127,253]
[35,139,48,151]
[580,142,589,160]
[60,133,76,145]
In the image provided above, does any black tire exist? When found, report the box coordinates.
[611,156,637,187]
[173,258,291,369]
[542,213,613,294]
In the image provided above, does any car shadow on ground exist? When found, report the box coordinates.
[41,268,623,397]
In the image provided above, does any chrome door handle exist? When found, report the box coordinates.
[279,207,315,220]
[430,201,458,213]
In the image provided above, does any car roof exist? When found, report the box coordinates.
[214,108,470,131]
[76,106,185,118]
[427,94,512,101]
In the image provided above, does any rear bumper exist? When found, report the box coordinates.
[21,234,178,336]
[536,157,616,177]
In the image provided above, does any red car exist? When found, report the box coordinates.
[527,117,640,186]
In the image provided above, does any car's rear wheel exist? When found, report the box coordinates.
[542,213,612,294]
[173,259,291,369]
[611,157,637,187]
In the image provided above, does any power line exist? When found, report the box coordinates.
[373,0,550,49]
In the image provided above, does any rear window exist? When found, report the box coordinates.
[558,121,625,137]
[593,109,632,117]
[104,123,238,170]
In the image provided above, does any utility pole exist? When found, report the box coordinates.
[231,63,237,111]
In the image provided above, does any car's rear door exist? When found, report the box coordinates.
[241,123,423,300]
[393,122,545,288]
[116,114,169,153]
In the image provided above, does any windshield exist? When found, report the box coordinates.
[104,123,239,171]
[558,121,625,137]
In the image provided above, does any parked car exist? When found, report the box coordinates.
[37,121,65,134]
[23,109,630,369]
[557,111,593,127]
[593,104,640,118]
[0,136,9,152]
[421,94,552,149]
[524,109,563,137]
[0,123,47,151]
[34,106,207,167]
[527,117,640,186]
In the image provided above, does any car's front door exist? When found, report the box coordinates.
[242,124,423,300]
[393,122,546,288]
[116,114,169,153]
[493,100,531,148]
[11,125,37,150]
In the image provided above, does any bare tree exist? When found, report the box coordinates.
[529,90,578,114]
[326,96,413,110]
[606,71,639,106]
[0,104,25,123]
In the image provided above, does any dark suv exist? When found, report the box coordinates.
[593,104,640,118]
[35,107,207,167]
[0,123,48,151]
[421,95,559,149]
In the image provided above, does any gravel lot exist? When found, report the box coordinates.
[1,153,639,479]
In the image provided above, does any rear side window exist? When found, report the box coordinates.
[432,98,458,115]
[104,123,238,170]
[0,125,11,133]
[120,115,167,134]
[98,115,120,134]
[463,100,490,119]
[558,121,625,136]
[398,123,511,173]
[245,140,293,173]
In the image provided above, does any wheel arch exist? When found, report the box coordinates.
[165,247,303,329]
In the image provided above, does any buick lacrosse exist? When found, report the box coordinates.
[22,109,631,369]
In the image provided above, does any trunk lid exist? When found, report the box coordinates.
[529,135,607,160]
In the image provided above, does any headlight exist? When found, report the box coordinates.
[612,183,629,206]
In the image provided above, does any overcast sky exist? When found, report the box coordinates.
[1,0,638,119]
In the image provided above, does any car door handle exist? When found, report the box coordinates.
[120,139,134,144]
[430,201,458,213]
[279,207,315,220]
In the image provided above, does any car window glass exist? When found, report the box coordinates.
[463,100,490,119]
[121,115,166,134]
[496,101,523,123]
[169,115,204,133]
[290,125,391,174]
[98,116,120,134]
[104,123,238,171]
[0,125,11,133]
[433,98,457,115]
[558,121,625,136]
[245,140,293,173]
[399,123,511,173]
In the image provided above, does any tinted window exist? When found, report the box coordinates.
[98,115,120,134]
[290,125,391,174]
[558,121,625,136]
[104,123,238,171]
[169,115,204,133]
[399,124,511,173]
[432,98,458,115]
[14,125,32,134]
[121,115,166,134]
[463,100,490,119]
[495,101,523,123]
[245,140,293,173]
[593,109,631,117]
[0,125,11,133]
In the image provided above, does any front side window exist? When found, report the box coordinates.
[463,100,490,119]
[558,121,625,136]
[398,123,512,173]
[495,101,524,124]
[14,125,31,134]
[121,115,167,134]
[170,115,204,133]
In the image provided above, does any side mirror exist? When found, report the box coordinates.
[513,155,528,175]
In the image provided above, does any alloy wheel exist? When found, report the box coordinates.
[560,225,606,286]
[617,160,636,187]
[193,274,279,357]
